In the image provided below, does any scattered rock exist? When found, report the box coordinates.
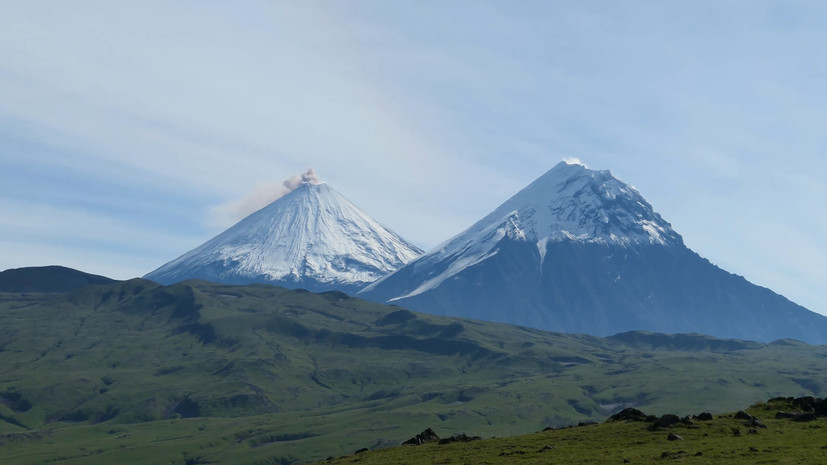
[695,412,713,421]
[747,428,758,435]
[438,433,481,445]
[648,414,682,431]
[667,433,684,441]
[623,459,631,464]
[694,451,703,456]
[794,412,818,422]
[538,445,556,452]
[542,426,554,432]
[776,411,818,422]
[608,408,648,422]
[402,428,440,446]
[791,396,818,412]
[354,447,369,454]
[734,410,753,421]
[770,397,827,419]
[732,429,741,437]
[749,447,759,452]
[745,418,767,429]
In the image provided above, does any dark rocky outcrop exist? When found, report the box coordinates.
[609,408,698,431]
[403,428,440,446]
[648,414,689,431]
[608,408,650,422]
[776,412,818,422]
[770,396,827,422]
[438,434,481,445]
[695,412,713,421]
[745,418,767,429]
[734,410,753,420]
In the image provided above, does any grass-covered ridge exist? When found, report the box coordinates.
[1,279,826,463]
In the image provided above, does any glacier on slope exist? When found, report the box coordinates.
[145,182,423,293]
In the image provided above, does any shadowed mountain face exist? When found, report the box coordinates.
[144,182,422,294]
[360,162,827,344]
[0,266,116,293]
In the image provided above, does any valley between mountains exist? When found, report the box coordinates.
[1,276,826,464]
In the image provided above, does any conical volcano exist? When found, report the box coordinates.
[145,182,423,293]
[360,161,827,344]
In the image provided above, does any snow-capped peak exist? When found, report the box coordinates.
[145,181,423,292]
[361,161,681,299]
[479,161,682,247]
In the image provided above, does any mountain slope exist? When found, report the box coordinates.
[0,265,116,293]
[1,280,827,463]
[360,161,827,344]
[145,182,422,293]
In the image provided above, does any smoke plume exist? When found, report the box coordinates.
[563,157,587,167]
[281,167,322,191]
[212,168,322,228]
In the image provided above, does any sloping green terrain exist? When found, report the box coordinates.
[1,279,826,463]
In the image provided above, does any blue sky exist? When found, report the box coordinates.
[1,1,825,315]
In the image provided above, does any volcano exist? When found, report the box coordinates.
[145,181,422,293]
[360,161,827,344]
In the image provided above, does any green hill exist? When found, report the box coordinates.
[0,266,116,293]
[1,279,826,463]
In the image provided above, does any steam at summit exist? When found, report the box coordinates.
[213,168,322,227]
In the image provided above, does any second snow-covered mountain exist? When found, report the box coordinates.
[359,161,827,344]
[145,180,422,293]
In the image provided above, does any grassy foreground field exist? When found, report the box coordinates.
[2,398,824,464]
[317,398,827,465]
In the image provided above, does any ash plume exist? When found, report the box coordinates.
[282,167,321,191]
[212,168,322,227]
